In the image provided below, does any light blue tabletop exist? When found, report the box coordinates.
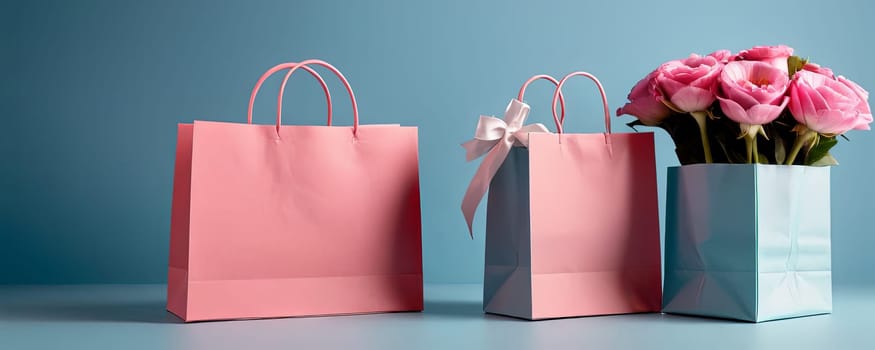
[1,284,872,349]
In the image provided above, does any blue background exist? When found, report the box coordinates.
[3,0,874,285]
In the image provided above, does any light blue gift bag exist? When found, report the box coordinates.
[662,164,832,322]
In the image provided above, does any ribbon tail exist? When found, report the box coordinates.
[461,140,513,238]
[462,139,499,162]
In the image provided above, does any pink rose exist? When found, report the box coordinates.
[737,45,794,74]
[801,62,834,78]
[616,69,672,125]
[655,54,723,113]
[708,49,735,64]
[716,61,790,126]
[788,71,873,135]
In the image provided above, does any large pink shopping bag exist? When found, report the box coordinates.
[167,60,423,322]
[462,72,661,320]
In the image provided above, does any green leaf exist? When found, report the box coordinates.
[804,136,838,165]
[788,56,808,78]
[773,132,787,164]
[759,117,794,164]
[810,153,839,166]
[626,119,646,131]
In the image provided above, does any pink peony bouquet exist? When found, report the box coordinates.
[617,45,872,165]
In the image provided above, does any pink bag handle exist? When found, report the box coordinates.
[551,71,612,136]
[517,74,566,129]
[248,59,359,134]
[245,63,333,127]
[280,65,333,126]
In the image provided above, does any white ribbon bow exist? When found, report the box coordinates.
[461,99,550,237]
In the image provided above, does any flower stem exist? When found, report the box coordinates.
[742,124,762,164]
[745,133,754,163]
[785,127,818,165]
[690,111,712,163]
[752,135,759,163]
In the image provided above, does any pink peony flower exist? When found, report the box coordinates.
[616,69,672,125]
[737,45,794,74]
[801,62,835,78]
[716,61,790,126]
[788,71,873,135]
[655,54,723,113]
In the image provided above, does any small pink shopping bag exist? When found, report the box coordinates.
[462,73,662,320]
[167,60,423,322]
